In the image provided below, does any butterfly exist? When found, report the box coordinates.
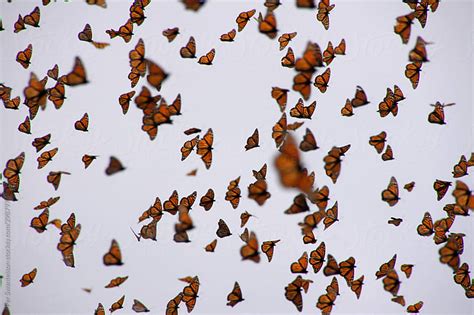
[407,301,423,313]
[180,36,197,58]
[409,36,430,62]
[452,155,468,178]
[37,147,58,169]
[184,128,201,135]
[48,82,66,109]
[181,0,206,11]
[452,180,473,210]
[34,196,60,210]
[186,169,197,176]
[376,254,397,279]
[271,87,289,112]
[74,113,89,131]
[323,202,338,230]
[225,177,241,209]
[103,239,123,266]
[236,9,256,32]
[135,86,161,114]
[295,41,323,72]
[401,264,414,278]
[181,277,200,312]
[271,113,288,148]
[334,38,346,55]
[292,71,313,100]
[47,171,71,190]
[252,163,267,180]
[3,96,21,110]
[291,252,308,273]
[109,295,125,313]
[129,2,146,26]
[284,277,304,312]
[248,179,271,206]
[14,15,26,33]
[416,212,434,237]
[369,131,387,154]
[3,152,25,192]
[383,270,401,296]
[405,62,422,89]
[257,10,278,39]
[404,181,415,192]
[105,157,125,176]
[261,240,280,262]
[316,291,337,315]
[323,254,340,276]
[23,73,48,119]
[226,282,244,307]
[381,176,399,206]
[198,48,215,65]
[240,231,260,263]
[323,144,351,184]
[350,275,364,299]
[314,68,330,93]
[245,128,259,150]
[278,32,297,50]
[281,47,295,68]
[264,0,282,11]
[351,86,369,107]
[181,136,199,161]
[199,188,215,211]
[296,0,316,8]
[163,27,179,42]
[308,186,330,210]
[220,29,236,42]
[146,60,168,90]
[163,190,180,215]
[166,293,183,315]
[30,209,51,233]
[132,299,150,313]
[105,276,128,288]
[299,128,318,152]
[323,41,335,65]
[16,44,32,69]
[394,12,415,44]
[317,0,335,30]
[388,217,403,226]
[309,242,326,273]
[118,91,135,114]
[428,102,455,125]
[57,213,81,267]
[129,39,146,77]
[454,263,471,289]
[204,239,217,252]
[106,19,134,43]
[381,145,394,161]
[20,268,37,287]
[290,98,316,119]
[434,179,451,201]
[341,98,353,116]
[24,6,40,27]
[216,219,232,238]
[392,295,406,306]
[78,24,110,49]
[196,129,213,169]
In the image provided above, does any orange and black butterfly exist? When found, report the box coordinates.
[216,219,232,238]
[394,12,415,44]
[292,71,313,100]
[272,114,288,148]
[281,47,295,68]
[278,32,297,51]
[32,134,50,152]
[378,89,398,117]
[340,98,353,117]
[452,155,468,178]
[323,41,335,65]
[316,291,336,315]
[181,136,199,161]
[225,176,241,209]
[264,0,282,11]
[257,10,278,39]
[57,213,81,267]
[381,177,399,206]
[351,86,369,107]
[439,235,461,272]
[184,128,201,135]
[314,68,330,93]
[20,268,37,287]
[198,48,215,65]
[407,301,423,313]
[245,128,259,151]
[129,38,146,77]
[369,131,387,154]
[350,275,364,299]
[295,41,323,72]
[236,9,256,32]
[103,239,123,266]
[14,15,26,33]
[181,0,206,11]
[248,179,271,206]
[226,282,244,307]
[452,180,473,210]
[105,276,128,288]
[118,91,135,114]
[240,231,260,263]
[392,295,406,306]
[163,190,180,215]
[23,73,48,119]
[334,38,346,55]
[182,277,200,312]
[252,163,267,180]
[129,2,146,25]
[376,254,397,279]
[197,128,213,169]
[37,147,58,169]
[220,29,236,42]
[290,99,316,119]
[163,27,180,42]
[205,239,217,252]
[134,86,160,115]
[106,19,134,43]
[381,145,394,161]
[290,252,308,274]
[180,36,197,58]
[309,241,326,273]
[323,144,351,184]
[199,188,215,211]
[417,212,434,236]
[74,113,89,131]
[24,6,40,27]
[48,82,66,109]
[284,277,304,312]
[454,263,471,289]
[404,181,415,192]
[405,62,422,89]
[132,300,149,313]
[109,295,125,313]
[317,0,335,30]
[0,84,12,102]
[401,264,414,278]
[285,194,309,215]
[271,87,289,112]
[46,64,59,81]
[409,36,430,62]
[308,185,330,210]
[261,239,279,262]
[275,135,314,193]
[1,182,17,201]
[82,154,97,169]
[105,156,126,176]
[59,57,88,86]
[78,24,110,49]
[34,196,60,210]
[428,102,455,125]
[415,0,429,27]
[299,128,318,152]
[30,209,51,233]
[323,254,340,276]
[323,202,338,230]
[3,152,25,193]
[16,44,32,69]
[166,293,183,315]
[3,96,21,110]
[383,270,401,296]
[86,0,107,8]
[388,217,403,226]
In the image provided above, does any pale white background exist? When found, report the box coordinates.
[0,0,473,314]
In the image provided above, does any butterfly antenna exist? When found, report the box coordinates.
[130,227,141,242]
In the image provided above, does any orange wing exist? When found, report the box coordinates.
[16,44,33,69]
[103,239,123,266]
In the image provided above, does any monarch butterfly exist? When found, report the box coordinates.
[225,177,241,209]
[369,131,387,154]
[381,145,394,161]
[316,291,337,315]
[271,87,289,112]
[30,209,49,233]
[138,197,163,223]
[341,98,353,116]
[48,82,66,109]
[452,180,473,210]
[240,228,250,243]
[428,102,455,125]
[323,254,340,276]
[184,128,201,136]
[323,41,335,65]
[351,86,369,107]
[57,213,80,267]
[252,163,267,180]
[181,0,206,11]
[198,48,215,65]
[197,128,213,169]
[278,32,297,50]
[314,68,330,93]
[454,263,471,289]
[409,36,430,62]
[14,15,26,33]
[74,113,89,132]
[220,29,236,42]
[299,128,318,152]
[166,293,183,315]
[37,147,58,169]
[199,188,215,211]
[216,219,232,238]
[290,252,308,273]
[433,214,454,244]
[438,238,460,271]
[103,239,123,266]
[181,277,200,312]
[338,257,355,285]
[140,218,158,241]
[118,91,135,115]
[308,185,330,210]
[284,277,303,312]
[394,12,415,44]
[309,241,326,273]
[400,264,414,278]
[317,0,335,30]
[381,177,399,206]
[60,57,88,86]
[299,210,324,237]
[281,47,295,68]
[109,295,125,313]
[248,179,271,206]
[261,239,280,262]
[226,282,244,307]
[295,42,323,72]
[0,84,12,102]
[20,268,37,287]
[180,136,199,161]
[86,0,107,7]
[404,181,415,192]
[376,254,397,279]
[23,73,48,119]
[160,27,179,43]
[350,275,364,299]
[129,38,146,76]
[236,9,256,32]
[129,2,146,26]
[407,301,423,313]
[405,62,422,89]
[34,196,60,210]
[323,145,350,184]
[128,68,140,88]
[132,299,150,313]
[1,182,17,201]
[47,171,71,191]
[147,59,169,91]
[292,71,313,100]
[3,96,20,110]
[179,191,197,210]
[257,10,278,39]
[264,0,282,11]
[186,169,197,176]
[296,0,316,8]
[245,128,259,151]
[416,212,434,236]
[392,295,406,306]
[388,217,403,226]
[323,202,338,230]
[334,38,346,55]
[204,239,217,252]
[134,86,160,115]
[415,0,429,27]
[105,276,128,288]
[452,155,468,178]
[383,270,401,296]
[163,190,180,215]
[78,24,110,49]
[180,36,197,58]
[443,203,469,217]
[290,99,316,119]
[105,156,125,176]
[240,231,260,263]
[16,44,32,69]
[3,152,25,192]
[434,179,451,201]
[24,6,40,27]
[106,19,133,43]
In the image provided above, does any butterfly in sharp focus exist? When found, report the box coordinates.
[314,67,330,93]
[226,282,244,307]
[220,29,236,42]
[428,102,455,125]
[236,9,256,32]
[381,176,399,206]
[278,32,297,51]
[106,19,133,43]
[317,0,335,30]
[198,48,215,65]
[20,268,37,287]
[109,295,125,313]
[196,129,213,169]
[405,62,422,89]
[281,47,295,68]
[16,44,33,69]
